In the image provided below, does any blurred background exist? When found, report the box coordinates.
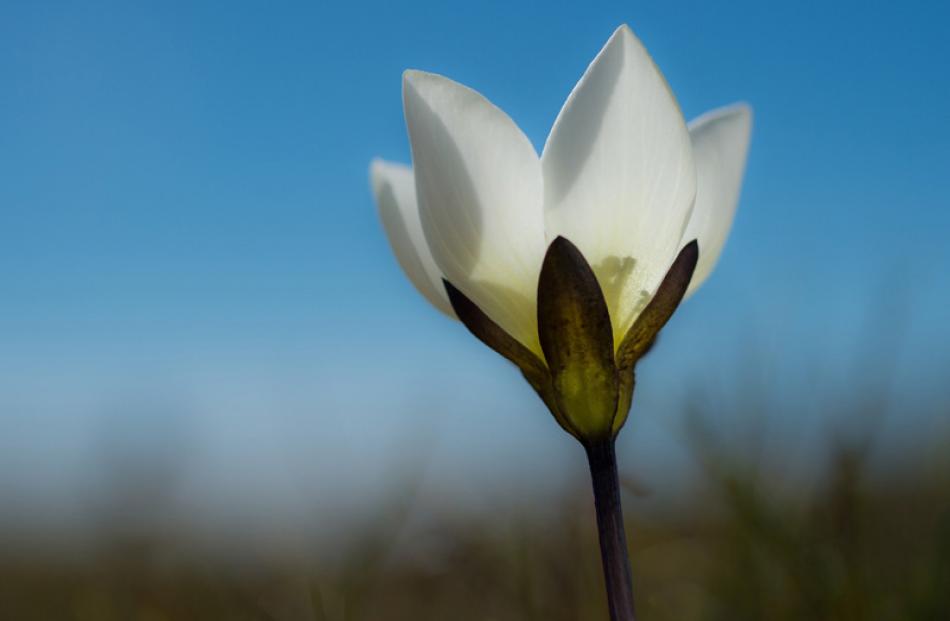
[1,0,948,618]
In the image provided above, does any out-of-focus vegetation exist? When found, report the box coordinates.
[1,409,947,621]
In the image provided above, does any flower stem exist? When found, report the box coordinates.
[585,438,636,621]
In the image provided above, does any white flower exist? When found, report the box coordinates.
[371,24,751,361]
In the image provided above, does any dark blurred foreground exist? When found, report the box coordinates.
[1,415,947,621]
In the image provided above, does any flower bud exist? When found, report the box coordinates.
[445,237,698,442]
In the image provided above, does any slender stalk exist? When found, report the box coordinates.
[585,438,636,621]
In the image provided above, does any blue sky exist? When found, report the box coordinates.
[1,1,949,535]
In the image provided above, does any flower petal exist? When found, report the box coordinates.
[403,70,546,354]
[370,158,456,318]
[682,103,752,296]
[541,24,696,341]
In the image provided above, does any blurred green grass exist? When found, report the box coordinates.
[1,416,947,621]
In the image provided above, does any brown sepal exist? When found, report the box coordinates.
[615,240,699,373]
[444,280,580,439]
[537,237,619,440]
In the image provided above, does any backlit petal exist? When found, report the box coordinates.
[403,70,546,354]
[370,158,456,318]
[541,25,696,341]
[682,104,752,296]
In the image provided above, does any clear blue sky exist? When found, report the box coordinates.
[1,1,948,535]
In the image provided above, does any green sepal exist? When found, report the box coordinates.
[611,240,699,435]
[443,280,582,439]
[610,369,636,437]
[537,237,619,441]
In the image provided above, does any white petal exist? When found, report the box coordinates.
[403,70,546,355]
[370,158,456,318]
[541,24,696,340]
[682,104,752,296]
